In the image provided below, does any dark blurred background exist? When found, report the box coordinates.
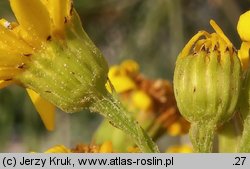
[0,0,250,152]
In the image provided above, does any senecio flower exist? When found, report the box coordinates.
[0,0,158,153]
[174,20,241,152]
[0,0,108,131]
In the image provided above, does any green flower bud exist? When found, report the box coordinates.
[175,48,240,125]
[173,20,241,152]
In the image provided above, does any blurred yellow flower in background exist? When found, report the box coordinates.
[43,142,192,153]
[166,145,193,153]
[44,145,71,153]
[107,59,189,138]
[107,59,138,93]
[43,141,113,153]
[94,60,190,152]
[131,90,152,111]
[237,10,250,70]
[167,117,190,136]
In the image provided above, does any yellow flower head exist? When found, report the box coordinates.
[237,10,250,70]
[0,0,73,131]
[0,0,109,131]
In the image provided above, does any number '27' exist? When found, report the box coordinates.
[234,157,246,165]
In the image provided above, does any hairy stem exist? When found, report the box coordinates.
[90,90,159,153]
[238,115,250,152]
[189,122,216,153]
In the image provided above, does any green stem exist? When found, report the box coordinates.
[189,122,216,153]
[238,116,250,152]
[218,115,241,153]
[90,91,159,153]
[237,70,250,152]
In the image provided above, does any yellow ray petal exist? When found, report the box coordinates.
[120,60,140,74]
[193,39,206,52]
[238,42,250,70]
[99,141,113,153]
[0,50,29,67]
[0,24,33,53]
[167,122,182,136]
[109,76,136,93]
[166,145,193,153]
[131,90,152,111]
[48,0,72,37]
[0,80,14,89]
[179,31,209,58]
[45,145,70,153]
[210,20,232,47]
[237,10,250,42]
[27,89,56,131]
[108,65,123,78]
[9,0,51,44]
[41,0,48,6]
[11,25,40,48]
[0,67,22,80]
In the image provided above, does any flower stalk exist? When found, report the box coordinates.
[90,90,159,153]
[218,116,241,153]
[238,117,250,152]
[189,122,216,152]
[238,69,250,152]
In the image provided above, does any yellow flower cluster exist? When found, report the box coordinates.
[107,60,152,111]
[107,60,189,137]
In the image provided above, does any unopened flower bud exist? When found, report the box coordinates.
[174,20,241,152]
